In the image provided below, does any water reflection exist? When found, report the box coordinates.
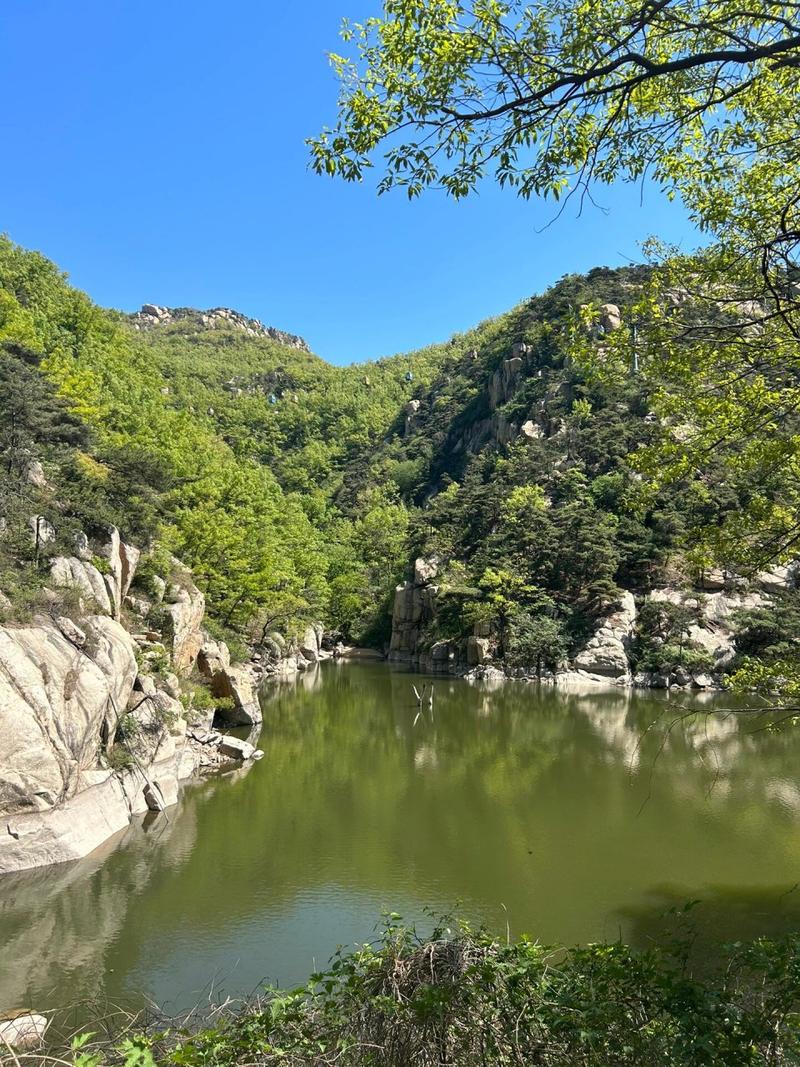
[619,883,800,961]
[1,664,799,1019]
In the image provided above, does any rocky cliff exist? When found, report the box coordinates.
[388,557,795,691]
[0,527,268,874]
[129,304,310,351]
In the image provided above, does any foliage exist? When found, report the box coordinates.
[631,597,714,675]
[505,606,568,675]
[310,0,800,690]
[1,234,772,668]
[46,918,800,1066]
[0,236,334,635]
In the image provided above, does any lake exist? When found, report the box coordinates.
[2,662,800,1023]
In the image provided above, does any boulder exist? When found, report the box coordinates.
[414,557,439,585]
[0,1012,49,1049]
[465,665,506,686]
[125,593,153,618]
[162,672,182,699]
[28,515,56,545]
[573,592,636,678]
[23,458,46,488]
[757,563,798,594]
[300,624,321,662]
[74,531,93,561]
[197,643,262,725]
[600,303,622,331]
[670,665,693,687]
[197,638,231,675]
[467,635,490,667]
[99,526,141,617]
[217,736,257,761]
[50,556,113,615]
[699,568,729,590]
[692,673,717,689]
[521,419,544,439]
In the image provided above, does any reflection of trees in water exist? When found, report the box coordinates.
[259,666,800,826]
[0,765,257,1012]
[561,679,800,813]
[617,883,800,963]
[5,666,800,1017]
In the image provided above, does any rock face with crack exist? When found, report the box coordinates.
[0,529,270,874]
[162,565,206,673]
[0,616,137,817]
[389,557,439,660]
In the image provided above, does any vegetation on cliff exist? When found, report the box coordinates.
[309,0,800,686]
[3,233,800,676]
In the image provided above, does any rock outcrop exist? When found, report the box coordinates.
[389,558,439,661]
[197,639,262,725]
[130,304,310,352]
[489,355,524,410]
[572,592,637,682]
[645,586,768,679]
[0,609,204,873]
[50,526,141,620]
[162,565,206,673]
[0,616,137,817]
[0,536,271,874]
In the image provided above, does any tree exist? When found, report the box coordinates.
[506,606,568,676]
[313,1,800,696]
[311,1,799,256]
[311,2,800,571]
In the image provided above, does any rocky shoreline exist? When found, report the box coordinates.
[388,557,795,692]
[0,528,305,877]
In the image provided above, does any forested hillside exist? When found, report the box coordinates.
[0,236,446,646]
[1,234,795,680]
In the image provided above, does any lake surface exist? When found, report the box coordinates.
[3,662,800,1022]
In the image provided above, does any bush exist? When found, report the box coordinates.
[37,918,800,1067]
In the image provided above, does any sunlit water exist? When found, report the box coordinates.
[2,662,800,1020]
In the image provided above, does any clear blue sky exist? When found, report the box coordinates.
[0,0,699,364]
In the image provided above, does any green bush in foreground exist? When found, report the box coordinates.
[39,919,800,1066]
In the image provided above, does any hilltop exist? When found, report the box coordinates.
[128,302,311,351]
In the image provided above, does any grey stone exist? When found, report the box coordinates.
[23,459,46,488]
[217,736,257,761]
[28,515,56,545]
[573,592,636,677]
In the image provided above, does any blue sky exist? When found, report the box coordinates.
[0,0,699,364]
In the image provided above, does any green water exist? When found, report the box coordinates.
[2,662,800,1019]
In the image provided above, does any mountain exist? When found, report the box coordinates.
[1,235,796,692]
